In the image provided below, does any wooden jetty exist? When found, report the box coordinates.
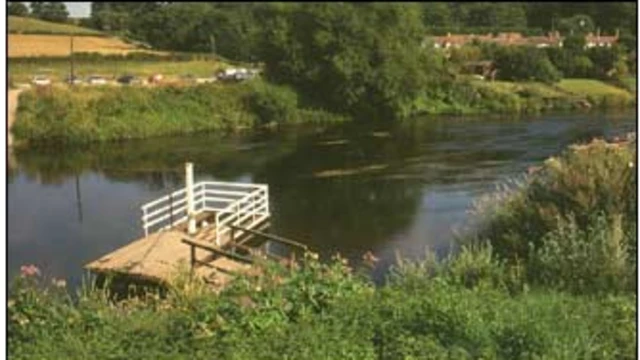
[85,163,305,289]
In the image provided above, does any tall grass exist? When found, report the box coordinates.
[13,81,346,145]
[472,136,636,295]
[8,248,636,359]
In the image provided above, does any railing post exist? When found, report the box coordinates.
[142,208,147,236]
[186,162,196,235]
[215,213,220,246]
[190,243,195,277]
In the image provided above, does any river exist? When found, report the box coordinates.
[7,111,636,288]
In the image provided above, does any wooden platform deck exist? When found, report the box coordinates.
[85,213,270,288]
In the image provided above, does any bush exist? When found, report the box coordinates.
[8,250,637,359]
[247,81,300,124]
[531,213,635,295]
[494,46,562,84]
[473,136,636,294]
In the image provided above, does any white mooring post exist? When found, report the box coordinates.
[186,162,197,235]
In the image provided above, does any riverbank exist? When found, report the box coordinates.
[11,81,347,145]
[11,78,635,145]
[8,135,637,358]
[8,89,23,147]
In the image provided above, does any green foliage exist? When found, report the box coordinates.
[29,2,69,24]
[8,2,29,17]
[473,137,636,294]
[493,46,562,84]
[8,248,637,359]
[247,81,300,125]
[259,3,450,121]
[531,213,636,295]
[557,14,595,36]
[12,83,345,145]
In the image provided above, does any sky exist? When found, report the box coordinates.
[23,2,92,18]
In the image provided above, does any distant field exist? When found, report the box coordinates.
[8,34,167,58]
[8,59,224,83]
[9,16,103,35]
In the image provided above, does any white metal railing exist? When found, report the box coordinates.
[141,181,269,243]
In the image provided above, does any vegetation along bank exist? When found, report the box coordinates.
[9,135,637,359]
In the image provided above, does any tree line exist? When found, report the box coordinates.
[8,2,69,23]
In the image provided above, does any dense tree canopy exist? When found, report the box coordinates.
[8,2,29,16]
[30,2,68,23]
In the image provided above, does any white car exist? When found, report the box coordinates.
[86,76,108,85]
[31,76,51,86]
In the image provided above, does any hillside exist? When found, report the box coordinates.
[8,34,154,57]
[9,16,103,35]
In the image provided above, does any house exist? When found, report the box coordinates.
[426,30,616,50]
[584,30,619,48]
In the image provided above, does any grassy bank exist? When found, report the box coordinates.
[12,82,346,145]
[12,74,635,145]
[8,16,103,36]
[460,79,635,114]
[9,248,636,359]
[9,136,637,359]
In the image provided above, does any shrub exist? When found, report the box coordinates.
[247,81,300,124]
[494,46,562,84]
[531,213,635,294]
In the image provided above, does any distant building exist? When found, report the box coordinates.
[426,30,618,50]
[584,30,619,48]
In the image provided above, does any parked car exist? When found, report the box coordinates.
[117,74,141,85]
[86,75,108,85]
[31,75,51,86]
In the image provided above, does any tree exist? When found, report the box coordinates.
[557,14,594,36]
[494,46,561,83]
[259,3,450,120]
[30,2,69,23]
[8,2,29,16]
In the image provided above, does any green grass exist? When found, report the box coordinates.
[8,247,636,359]
[12,81,346,145]
[556,79,634,108]
[9,58,224,83]
[619,76,637,94]
[9,16,103,36]
[557,79,633,97]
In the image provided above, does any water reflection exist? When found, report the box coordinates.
[8,111,636,286]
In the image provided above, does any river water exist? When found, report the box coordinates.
[7,111,636,288]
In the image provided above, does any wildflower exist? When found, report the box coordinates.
[20,264,40,278]
[629,162,634,168]
[305,251,319,260]
[362,251,379,267]
[52,278,67,288]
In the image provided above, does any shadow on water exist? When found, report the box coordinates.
[8,111,636,287]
